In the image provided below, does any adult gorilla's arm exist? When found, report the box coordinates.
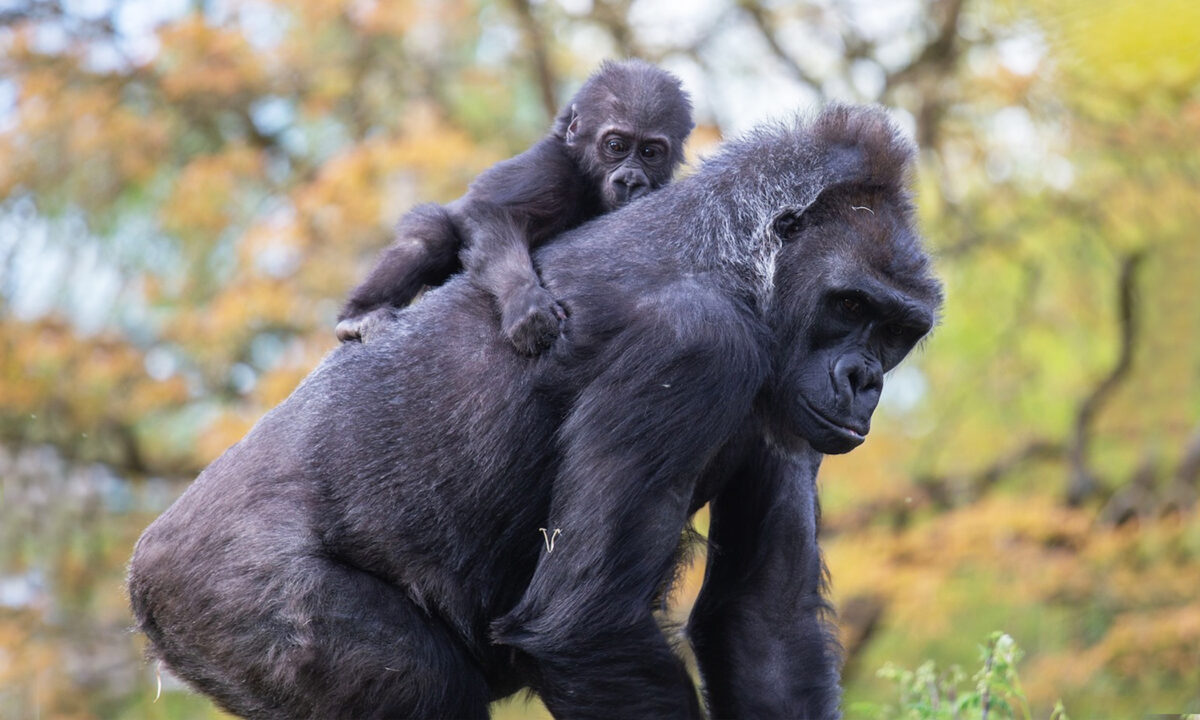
[689,443,841,719]
[493,283,769,719]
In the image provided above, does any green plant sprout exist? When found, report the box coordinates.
[851,632,1070,720]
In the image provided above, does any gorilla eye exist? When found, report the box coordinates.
[839,296,863,319]
[640,145,659,160]
[606,138,628,154]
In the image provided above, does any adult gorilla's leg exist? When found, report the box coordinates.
[277,556,492,720]
[135,550,490,720]
[688,443,842,720]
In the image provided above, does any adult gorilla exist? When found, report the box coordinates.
[128,105,942,720]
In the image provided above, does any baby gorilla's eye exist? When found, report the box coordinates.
[606,138,628,154]
[640,145,658,159]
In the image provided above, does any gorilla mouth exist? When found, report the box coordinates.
[801,398,868,443]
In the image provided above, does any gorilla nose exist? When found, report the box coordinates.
[833,353,883,404]
[613,174,648,203]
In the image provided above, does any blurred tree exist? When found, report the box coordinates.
[1,0,1198,718]
[0,0,513,473]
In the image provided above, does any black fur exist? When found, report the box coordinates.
[128,104,942,720]
[336,60,693,354]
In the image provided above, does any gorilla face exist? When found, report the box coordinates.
[763,190,940,455]
[562,60,692,213]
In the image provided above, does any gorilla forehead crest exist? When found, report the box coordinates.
[686,104,936,311]
[709,104,917,219]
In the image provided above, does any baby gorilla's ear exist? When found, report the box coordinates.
[565,104,581,146]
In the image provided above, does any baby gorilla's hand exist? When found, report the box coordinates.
[501,283,565,355]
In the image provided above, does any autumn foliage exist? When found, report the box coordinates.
[1,0,1198,718]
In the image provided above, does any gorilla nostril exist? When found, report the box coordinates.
[614,172,647,191]
[862,360,884,394]
[855,365,880,393]
[834,355,882,397]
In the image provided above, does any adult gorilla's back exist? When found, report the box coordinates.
[129,105,938,720]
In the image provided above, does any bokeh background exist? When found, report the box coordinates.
[1,0,1198,718]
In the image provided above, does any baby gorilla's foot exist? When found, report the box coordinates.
[501,284,565,355]
[336,306,396,343]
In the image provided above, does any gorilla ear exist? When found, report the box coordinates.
[773,143,874,241]
[565,105,581,145]
[772,211,806,241]
[772,182,850,241]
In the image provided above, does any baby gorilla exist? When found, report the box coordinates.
[336,60,694,353]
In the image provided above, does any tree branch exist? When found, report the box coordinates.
[507,0,559,122]
[1162,424,1200,514]
[882,0,965,90]
[1066,250,1147,506]
[589,0,641,59]
[737,1,826,93]
[881,0,966,148]
[826,439,1065,536]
